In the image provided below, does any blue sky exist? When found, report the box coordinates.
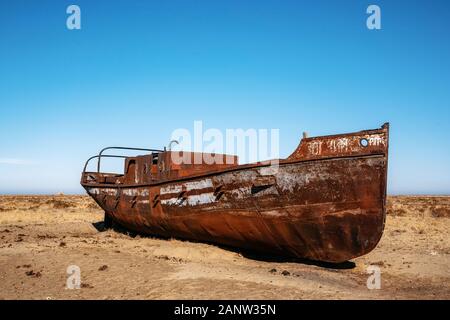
[1,0,449,194]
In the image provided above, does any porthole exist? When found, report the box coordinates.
[360,138,369,147]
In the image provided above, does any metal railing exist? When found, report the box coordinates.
[83,146,164,173]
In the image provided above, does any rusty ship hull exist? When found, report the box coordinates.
[81,123,389,263]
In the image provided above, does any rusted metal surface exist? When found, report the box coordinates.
[81,123,389,263]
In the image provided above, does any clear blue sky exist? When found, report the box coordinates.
[1,0,449,194]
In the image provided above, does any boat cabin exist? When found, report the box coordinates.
[82,149,239,185]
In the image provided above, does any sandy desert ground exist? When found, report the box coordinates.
[0,195,449,300]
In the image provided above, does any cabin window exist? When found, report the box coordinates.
[126,160,136,173]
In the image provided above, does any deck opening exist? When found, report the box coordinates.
[251,185,272,194]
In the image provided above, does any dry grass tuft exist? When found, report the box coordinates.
[387,196,450,218]
[46,199,74,209]
[431,206,450,218]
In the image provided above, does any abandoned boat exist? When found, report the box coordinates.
[81,123,389,263]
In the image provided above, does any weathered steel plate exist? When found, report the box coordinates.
[81,123,389,263]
